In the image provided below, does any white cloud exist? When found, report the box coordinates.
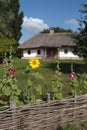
[65,18,79,31]
[65,18,78,26]
[22,16,49,34]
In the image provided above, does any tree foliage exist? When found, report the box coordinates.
[0,0,23,42]
[41,27,73,33]
[0,33,16,58]
[76,4,87,60]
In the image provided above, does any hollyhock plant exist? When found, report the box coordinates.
[0,46,20,105]
[51,57,63,100]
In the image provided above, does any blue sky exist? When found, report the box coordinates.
[19,0,87,43]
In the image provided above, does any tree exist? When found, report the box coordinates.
[0,33,16,59]
[0,0,23,43]
[41,27,73,33]
[76,4,87,60]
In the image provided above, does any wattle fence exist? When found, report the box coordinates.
[0,94,87,130]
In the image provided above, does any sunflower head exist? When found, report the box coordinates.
[29,58,40,69]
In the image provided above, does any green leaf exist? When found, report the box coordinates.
[27,79,33,87]
[11,84,18,90]
[3,87,11,96]
[57,93,63,99]
[36,85,42,95]
[32,72,43,79]
[25,66,30,73]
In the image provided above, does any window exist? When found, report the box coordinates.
[37,50,41,55]
[28,50,31,54]
[64,48,68,54]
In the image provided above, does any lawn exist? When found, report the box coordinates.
[0,58,87,101]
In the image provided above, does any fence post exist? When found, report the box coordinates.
[10,100,16,110]
[10,100,16,130]
[73,92,78,126]
[46,93,50,103]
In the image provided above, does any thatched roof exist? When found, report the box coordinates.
[18,33,76,49]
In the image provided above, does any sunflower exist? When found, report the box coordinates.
[29,58,40,69]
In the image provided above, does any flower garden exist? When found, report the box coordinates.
[0,51,87,106]
[0,51,87,129]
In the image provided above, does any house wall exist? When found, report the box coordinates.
[59,48,79,59]
[22,49,45,59]
[22,47,79,60]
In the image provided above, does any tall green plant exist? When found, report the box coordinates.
[70,63,87,96]
[21,58,43,104]
[0,46,20,105]
[51,55,63,99]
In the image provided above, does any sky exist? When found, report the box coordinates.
[19,0,87,43]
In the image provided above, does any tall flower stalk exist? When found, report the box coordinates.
[0,46,20,105]
[22,58,43,103]
[51,49,63,99]
[70,62,77,97]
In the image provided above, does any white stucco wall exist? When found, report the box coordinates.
[59,48,79,59]
[22,49,45,59]
[22,47,79,59]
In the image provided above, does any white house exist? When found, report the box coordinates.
[18,29,79,59]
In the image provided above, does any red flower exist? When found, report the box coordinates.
[6,69,12,77]
[6,69,16,78]
[6,72,10,77]
[70,72,76,81]
[12,69,16,78]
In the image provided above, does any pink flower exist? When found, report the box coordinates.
[70,72,76,81]
[3,59,9,66]
[8,69,12,74]
[13,70,16,75]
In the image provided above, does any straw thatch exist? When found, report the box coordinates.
[0,94,87,130]
[18,33,76,49]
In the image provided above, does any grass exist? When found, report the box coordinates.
[0,58,87,98]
